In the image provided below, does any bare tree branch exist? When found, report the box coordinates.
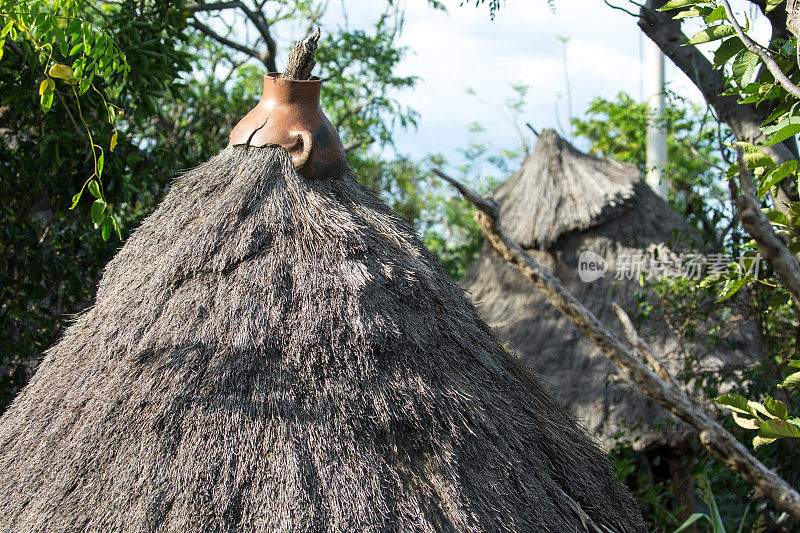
[189,20,266,64]
[720,0,800,99]
[435,168,800,524]
[613,305,682,391]
[188,1,278,72]
[187,1,243,12]
[343,137,373,154]
[603,0,638,17]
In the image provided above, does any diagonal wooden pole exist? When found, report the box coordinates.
[433,168,800,524]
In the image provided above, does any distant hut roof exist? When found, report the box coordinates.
[495,128,638,249]
[461,129,760,452]
[0,144,645,531]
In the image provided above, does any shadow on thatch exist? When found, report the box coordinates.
[0,147,644,531]
[461,129,761,453]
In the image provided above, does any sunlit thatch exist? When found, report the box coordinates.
[0,146,644,531]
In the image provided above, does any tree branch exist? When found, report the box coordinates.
[188,1,277,72]
[189,20,267,65]
[638,2,799,208]
[735,150,800,306]
[187,1,244,12]
[435,168,800,524]
[720,0,800,99]
[343,137,373,153]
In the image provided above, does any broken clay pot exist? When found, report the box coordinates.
[229,73,346,179]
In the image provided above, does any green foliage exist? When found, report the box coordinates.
[672,477,750,533]
[1,0,192,408]
[714,392,800,448]
[317,23,418,151]
[572,91,732,247]
[0,0,138,239]
[659,1,800,457]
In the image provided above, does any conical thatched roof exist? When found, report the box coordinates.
[0,146,644,531]
[495,130,638,249]
[461,129,760,452]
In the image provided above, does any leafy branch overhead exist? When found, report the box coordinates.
[2,0,131,239]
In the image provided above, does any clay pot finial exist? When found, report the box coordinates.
[229,73,346,180]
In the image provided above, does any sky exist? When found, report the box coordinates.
[321,0,769,171]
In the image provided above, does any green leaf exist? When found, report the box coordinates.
[762,116,800,146]
[789,360,800,368]
[674,7,703,19]
[704,5,726,23]
[97,153,104,179]
[101,216,113,241]
[763,396,788,419]
[70,190,82,209]
[786,239,800,255]
[67,19,81,35]
[732,412,760,429]
[717,277,748,301]
[1,19,14,39]
[688,25,736,45]
[756,418,800,439]
[48,63,75,80]
[758,160,797,198]
[673,513,709,533]
[770,291,790,307]
[110,131,118,152]
[87,180,102,199]
[79,76,90,95]
[764,208,790,227]
[112,215,122,240]
[714,37,744,67]
[753,435,777,448]
[749,400,774,419]
[743,151,775,169]
[714,393,752,415]
[778,371,800,389]
[40,86,54,112]
[90,199,106,229]
[659,0,705,10]
[38,78,54,95]
[732,50,760,86]
[766,0,783,12]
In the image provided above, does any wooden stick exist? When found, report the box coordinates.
[435,168,800,524]
[281,28,321,80]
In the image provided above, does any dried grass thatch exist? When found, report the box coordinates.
[0,146,644,531]
[461,129,760,452]
[495,130,638,249]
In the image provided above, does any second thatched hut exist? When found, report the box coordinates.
[461,129,760,455]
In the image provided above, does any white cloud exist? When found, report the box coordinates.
[323,0,769,167]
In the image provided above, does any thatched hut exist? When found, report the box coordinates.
[460,129,759,456]
[0,66,644,530]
